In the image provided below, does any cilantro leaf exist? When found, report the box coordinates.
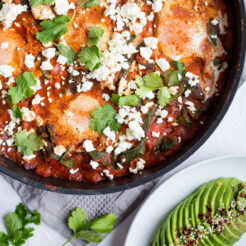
[0,232,9,246]
[157,87,171,107]
[90,104,120,134]
[110,94,140,106]
[143,72,163,89]
[163,60,186,86]
[76,231,102,242]
[14,130,43,156]
[55,43,76,65]
[84,0,100,8]
[1,203,40,246]
[68,208,87,234]
[63,208,116,246]
[4,213,23,237]
[12,106,22,119]
[87,26,104,46]
[30,0,55,7]
[135,76,153,99]
[7,72,36,105]
[89,213,116,233]
[36,16,71,44]
[135,74,161,99]
[78,45,102,71]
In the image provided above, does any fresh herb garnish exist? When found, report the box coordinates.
[63,208,116,245]
[14,130,43,156]
[12,106,22,119]
[155,137,175,153]
[78,45,102,71]
[36,16,71,44]
[0,203,40,246]
[209,34,217,46]
[157,87,171,107]
[110,94,141,106]
[127,34,136,44]
[7,72,37,105]
[90,104,120,134]
[135,72,171,107]
[87,26,104,46]
[135,73,162,98]
[163,60,186,86]
[29,0,55,7]
[84,0,100,8]
[213,57,223,71]
[55,43,76,65]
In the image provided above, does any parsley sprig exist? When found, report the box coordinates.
[0,203,40,246]
[63,208,116,245]
[110,94,140,106]
[87,26,104,46]
[36,16,71,44]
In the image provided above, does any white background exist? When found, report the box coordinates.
[1,82,246,246]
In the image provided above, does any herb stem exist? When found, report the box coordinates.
[62,235,76,246]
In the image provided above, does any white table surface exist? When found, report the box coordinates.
[1,82,246,246]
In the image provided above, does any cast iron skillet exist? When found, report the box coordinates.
[0,0,245,195]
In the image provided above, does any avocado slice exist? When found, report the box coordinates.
[152,177,246,246]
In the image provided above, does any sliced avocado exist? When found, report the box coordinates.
[152,178,246,246]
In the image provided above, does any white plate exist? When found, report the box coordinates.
[125,155,246,246]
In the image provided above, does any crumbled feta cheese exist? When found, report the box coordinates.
[57,55,68,65]
[126,121,145,141]
[24,54,35,69]
[0,65,14,77]
[152,131,160,138]
[54,0,75,15]
[186,72,200,87]
[0,3,27,28]
[156,118,163,124]
[83,140,95,152]
[23,154,36,161]
[90,160,99,169]
[156,58,170,72]
[141,101,154,114]
[32,94,44,105]
[30,78,41,92]
[76,81,93,93]
[40,60,53,71]
[169,86,178,95]
[184,89,191,97]
[129,158,145,174]
[140,47,152,61]
[106,145,114,153]
[102,169,114,180]
[155,108,168,118]
[114,141,132,155]
[53,145,66,156]
[152,0,163,13]
[42,48,56,59]
[31,4,55,20]
[1,42,9,49]
[139,64,146,70]
[55,82,61,89]
[211,18,219,25]
[144,37,158,50]
[102,93,110,101]
[147,13,154,21]
[185,101,196,112]
[69,168,79,174]
[103,126,116,142]
[21,107,36,122]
